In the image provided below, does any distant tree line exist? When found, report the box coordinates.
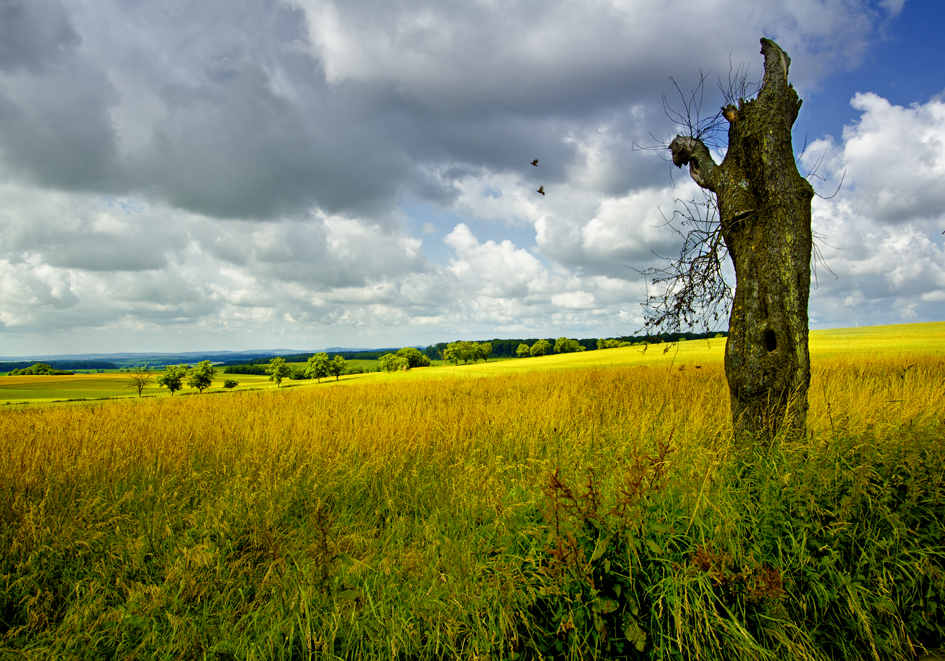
[223,364,269,375]
[220,349,405,368]
[424,331,725,360]
[215,331,730,377]
[432,341,492,366]
[4,363,75,376]
[1,360,117,373]
[222,353,357,381]
[221,348,410,375]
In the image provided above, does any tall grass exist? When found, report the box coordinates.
[0,353,943,659]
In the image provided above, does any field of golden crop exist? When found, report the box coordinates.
[1,322,943,660]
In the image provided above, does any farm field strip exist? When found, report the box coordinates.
[3,322,940,404]
[0,372,280,403]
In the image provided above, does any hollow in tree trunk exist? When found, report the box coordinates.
[669,38,814,440]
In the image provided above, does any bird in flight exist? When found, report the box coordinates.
[531,159,539,166]
[537,185,545,196]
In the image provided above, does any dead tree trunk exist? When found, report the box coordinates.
[670,38,814,440]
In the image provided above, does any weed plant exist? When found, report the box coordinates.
[0,353,943,659]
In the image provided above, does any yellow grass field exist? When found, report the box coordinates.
[363,321,945,389]
[0,321,943,660]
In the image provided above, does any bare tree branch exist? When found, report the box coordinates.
[634,192,731,339]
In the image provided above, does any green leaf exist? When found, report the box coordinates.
[590,535,611,562]
[593,597,619,614]
[623,612,646,652]
[645,539,662,555]
[337,589,362,602]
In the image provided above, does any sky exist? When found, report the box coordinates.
[0,0,943,357]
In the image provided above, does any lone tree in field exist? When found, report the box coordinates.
[666,38,814,439]
[187,360,216,394]
[156,364,188,396]
[327,355,347,381]
[127,366,153,397]
[266,357,292,387]
[305,353,330,382]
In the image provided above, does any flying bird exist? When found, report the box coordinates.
[537,186,545,196]
[531,159,539,166]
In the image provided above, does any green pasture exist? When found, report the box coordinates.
[0,372,277,404]
[332,358,378,372]
[0,375,130,403]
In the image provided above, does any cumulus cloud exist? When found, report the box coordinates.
[441,222,645,332]
[838,93,945,223]
[0,256,79,328]
[1,0,894,220]
[808,207,945,326]
[0,0,81,74]
[0,58,119,191]
[446,223,548,299]
[580,187,697,263]
[293,0,881,112]
[798,93,945,327]
[0,187,184,271]
[0,0,935,354]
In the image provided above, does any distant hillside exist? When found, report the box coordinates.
[0,350,300,369]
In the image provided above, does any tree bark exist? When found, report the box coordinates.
[670,38,814,440]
